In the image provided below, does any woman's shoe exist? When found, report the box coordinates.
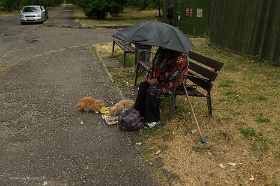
[144,121,160,128]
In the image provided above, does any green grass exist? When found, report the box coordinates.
[157,95,193,121]
[251,142,269,153]
[142,149,152,157]
[253,95,268,101]
[107,67,135,88]
[272,174,280,186]
[219,79,235,87]
[223,90,239,99]
[257,136,270,143]
[192,145,209,153]
[256,117,270,124]
[135,127,162,144]
[239,127,256,137]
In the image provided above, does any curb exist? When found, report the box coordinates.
[45,23,132,29]
[94,46,125,99]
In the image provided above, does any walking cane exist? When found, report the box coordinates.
[183,83,205,143]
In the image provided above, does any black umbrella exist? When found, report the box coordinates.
[112,20,193,53]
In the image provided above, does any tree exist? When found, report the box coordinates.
[1,0,17,11]
[75,0,91,8]
[127,0,163,10]
[85,0,107,19]
[77,0,126,19]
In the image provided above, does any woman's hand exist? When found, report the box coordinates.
[147,78,158,86]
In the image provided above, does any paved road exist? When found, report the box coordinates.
[0,6,111,65]
[0,6,156,186]
[45,6,82,27]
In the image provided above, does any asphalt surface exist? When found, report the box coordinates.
[0,6,157,186]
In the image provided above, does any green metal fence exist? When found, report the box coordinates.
[209,0,280,66]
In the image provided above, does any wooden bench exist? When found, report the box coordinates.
[112,38,135,67]
[134,51,224,121]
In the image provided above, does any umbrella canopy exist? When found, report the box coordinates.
[112,20,193,53]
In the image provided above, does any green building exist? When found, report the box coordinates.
[163,0,211,36]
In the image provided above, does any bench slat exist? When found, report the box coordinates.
[189,61,218,81]
[189,51,224,71]
[187,73,213,92]
[115,40,135,53]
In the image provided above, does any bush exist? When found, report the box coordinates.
[84,0,125,19]
[85,0,107,19]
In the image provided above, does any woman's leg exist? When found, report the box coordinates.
[144,83,171,122]
[134,81,150,117]
[144,92,160,122]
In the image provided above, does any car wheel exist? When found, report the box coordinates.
[21,22,25,25]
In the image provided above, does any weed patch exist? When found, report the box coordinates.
[251,142,269,153]
[192,144,209,153]
[256,117,270,124]
[239,127,256,137]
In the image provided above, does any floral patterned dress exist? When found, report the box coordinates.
[147,48,189,98]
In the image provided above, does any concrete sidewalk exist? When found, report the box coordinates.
[0,45,156,185]
[0,6,157,185]
[45,6,82,27]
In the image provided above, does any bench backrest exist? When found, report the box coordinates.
[113,38,135,52]
[187,51,224,93]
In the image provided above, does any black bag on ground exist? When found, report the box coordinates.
[118,109,144,131]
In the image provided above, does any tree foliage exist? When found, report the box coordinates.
[74,0,162,19]
[75,0,126,19]
[0,0,64,11]
[0,0,19,11]
[127,0,163,10]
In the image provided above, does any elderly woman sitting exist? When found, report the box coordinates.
[134,47,189,128]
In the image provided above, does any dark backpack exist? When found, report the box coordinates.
[118,109,144,131]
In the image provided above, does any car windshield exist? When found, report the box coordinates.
[22,7,41,12]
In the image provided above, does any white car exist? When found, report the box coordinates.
[20,5,48,24]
